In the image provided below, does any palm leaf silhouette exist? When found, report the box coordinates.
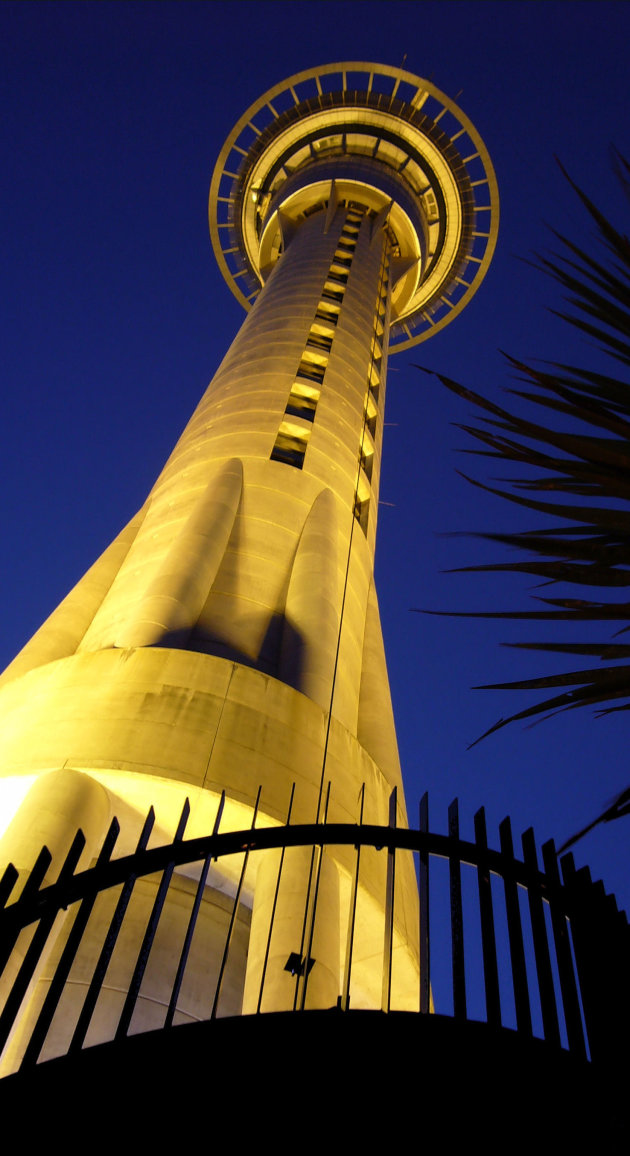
[413,152,630,846]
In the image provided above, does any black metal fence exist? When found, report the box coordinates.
[0,788,627,1074]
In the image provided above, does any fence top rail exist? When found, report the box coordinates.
[0,816,577,933]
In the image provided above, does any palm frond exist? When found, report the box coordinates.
[557,783,630,854]
[415,155,630,845]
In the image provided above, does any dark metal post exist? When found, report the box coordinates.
[419,793,430,1015]
[521,828,560,1047]
[448,799,466,1021]
[20,819,121,1068]
[499,817,531,1037]
[541,841,586,1060]
[165,792,226,1029]
[211,788,261,1018]
[0,832,85,1058]
[474,807,500,1028]
[381,788,397,1013]
[115,800,191,1040]
[341,784,365,1012]
[256,784,295,1014]
[299,783,332,1011]
[69,807,156,1053]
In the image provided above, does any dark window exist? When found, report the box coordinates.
[322,287,344,306]
[353,495,369,534]
[285,389,318,422]
[271,431,307,469]
[297,361,325,385]
[306,333,333,353]
[315,305,338,325]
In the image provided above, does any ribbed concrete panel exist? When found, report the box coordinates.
[115,458,244,650]
[279,487,339,709]
[357,577,402,791]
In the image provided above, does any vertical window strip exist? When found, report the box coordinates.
[271,209,363,468]
[353,246,390,533]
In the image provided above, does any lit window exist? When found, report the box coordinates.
[326,271,348,287]
[315,303,339,325]
[365,392,378,438]
[353,495,370,534]
[322,287,344,306]
[360,446,374,483]
[285,383,320,423]
[271,424,309,469]
[306,332,333,354]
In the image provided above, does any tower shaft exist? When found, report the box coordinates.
[0,203,418,1054]
[0,63,498,1063]
[80,203,392,731]
[0,202,402,812]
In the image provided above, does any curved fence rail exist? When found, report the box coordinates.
[0,789,628,1074]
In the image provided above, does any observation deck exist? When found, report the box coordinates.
[210,62,499,349]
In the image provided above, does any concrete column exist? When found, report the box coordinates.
[0,768,111,892]
[0,768,111,1073]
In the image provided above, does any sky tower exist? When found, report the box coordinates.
[0,64,497,1067]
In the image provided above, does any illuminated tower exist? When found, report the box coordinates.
[0,64,497,1060]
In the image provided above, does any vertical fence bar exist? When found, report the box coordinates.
[0,847,51,980]
[20,819,121,1069]
[341,784,365,1012]
[560,857,602,1060]
[164,792,225,1030]
[563,856,630,1065]
[256,784,295,1014]
[603,896,630,1065]
[68,807,156,1054]
[381,787,397,1013]
[419,793,430,1015]
[521,828,560,1047]
[541,840,586,1060]
[294,784,332,1012]
[115,800,190,1040]
[474,807,500,1028]
[499,817,531,1037]
[0,864,19,911]
[448,799,466,1021]
[211,788,261,1019]
[0,832,85,1057]
[299,783,332,1011]
[293,844,319,1011]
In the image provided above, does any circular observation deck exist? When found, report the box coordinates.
[209,63,498,351]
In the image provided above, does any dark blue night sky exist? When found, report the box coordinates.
[2,1,629,943]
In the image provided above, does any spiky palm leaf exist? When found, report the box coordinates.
[413,155,630,848]
[414,153,630,750]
